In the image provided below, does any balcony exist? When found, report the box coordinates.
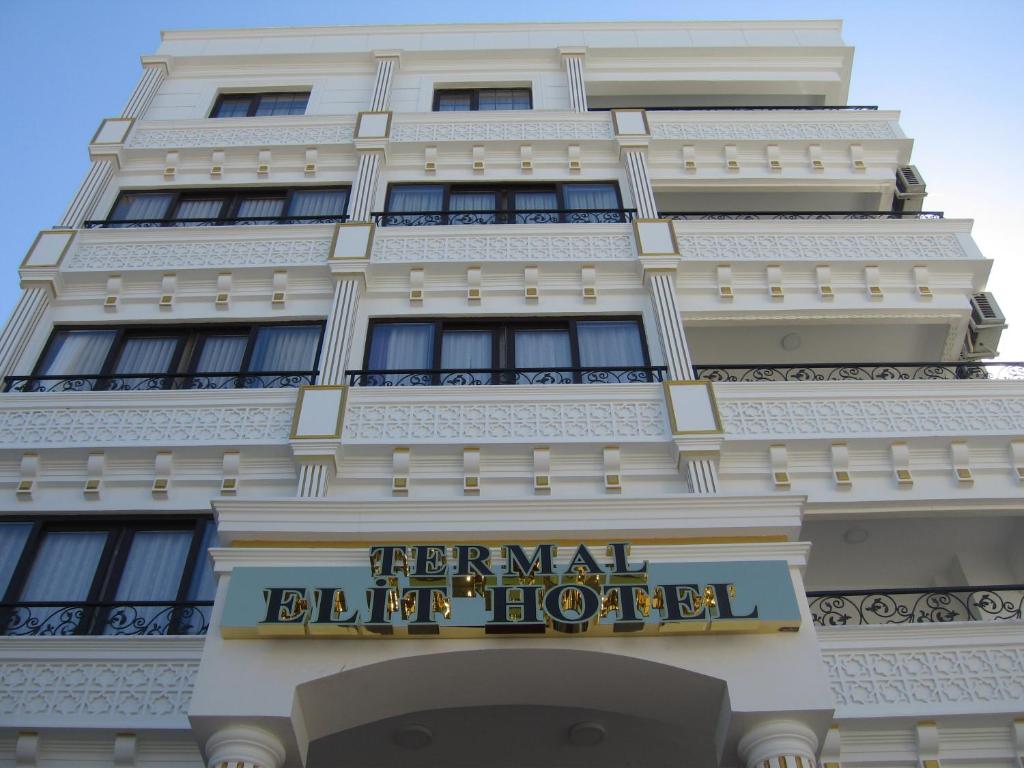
[371,209,635,227]
[4,371,317,393]
[83,214,348,229]
[123,114,356,150]
[664,210,944,221]
[346,366,667,387]
[809,585,1024,627]
[648,108,905,142]
[695,361,1024,383]
[0,601,211,637]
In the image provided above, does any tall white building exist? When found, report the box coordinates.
[0,19,1021,768]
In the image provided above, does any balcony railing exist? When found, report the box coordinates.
[663,211,944,220]
[0,600,212,636]
[82,214,349,229]
[589,105,880,112]
[370,209,636,227]
[3,371,317,393]
[693,362,1024,383]
[808,586,1024,626]
[347,366,668,387]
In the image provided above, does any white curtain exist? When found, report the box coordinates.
[236,197,285,221]
[514,191,558,223]
[187,521,218,601]
[577,321,644,366]
[20,531,107,601]
[368,323,434,369]
[514,329,572,383]
[107,530,192,635]
[563,184,618,210]
[441,330,492,383]
[249,325,320,371]
[449,191,496,223]
[388,186,444,212]
[112,337,178,375]
[39,330,116,375]
[288,189,348,217]
[0,523,31,596]
[111,193,173,222]
[174,198,224,221]
[195,335,247,372]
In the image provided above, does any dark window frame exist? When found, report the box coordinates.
[384,182,624,217]
[31,321,326,381]
[104,186,350,226]
[0,516,214,636]
[362,316,652,384]
[432,87,533,112]
[210,91,310,118]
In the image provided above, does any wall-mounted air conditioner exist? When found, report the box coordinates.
[963,292,1007,359]
[893,165,927,212]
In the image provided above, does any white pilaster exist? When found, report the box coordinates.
[0,286,52,382]
[737,720,819,768]
[560,49,588,112]
[622,147,658,219]
[205,725,286,768]
[317,278,363,385]
[370,52,400,111]
[347,151,383,222]
[297,462,331,498]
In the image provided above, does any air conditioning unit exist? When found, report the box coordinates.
[893,165,927,212]
[963,292,1007,359]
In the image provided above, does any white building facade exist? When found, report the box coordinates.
[0,19,1021,768]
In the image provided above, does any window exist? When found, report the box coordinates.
[0,517,215,636]
[98,186,349,228]
[357,317,656,385]
[381,182,626,226]
[434,88,532,112]
[210,92,310,118]
[9,323,324,393]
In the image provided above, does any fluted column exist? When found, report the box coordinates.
[347,151,383,222]
[369,52,400,111]
[205,725,286,768]
[0,286,52,382]
[622,147,658,219]
[560,49,588,112]
[317,278,362,385]
[297,462,331,497]
[59,59,168,228]
[737,720,819,768]
[646,270,695,378]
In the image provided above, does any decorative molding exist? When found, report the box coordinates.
[822,641,1024,716]
[372,229,635,263]
[716,385,1024,440]
[126,120,354,149]
[390,119,613,143]
[343,388,668,443]
[651,120,899,141]
[66,236,331,272]
[0,394,295,448]
[675,233,969,261]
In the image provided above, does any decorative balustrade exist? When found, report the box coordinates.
[371,209,635,227]
[83,214,348,229]
[0,601,212,636]
[663,211,944,220]
[808,586,1024,627]
[694,362,1024,383]
[346,366,667,387]
[3,371,317,393]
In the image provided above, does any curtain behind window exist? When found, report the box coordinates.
[193,335,248,388]
[236,197,286,222]
[18,531,108,634]
[514,190,559,224]
[107,530,192,635]
[0,523,31,597]
[288,189,348,218]
[514,329,572,383]
[38,330,116,376]
[449,191,497,224]
[187,521,218,602]
[386,186,444,225]
[441,330,492,384]
[577,321,645,381]
[563,184,620,222]
[112,337,179,379]
[174,199,224,223]
[368,323,434,384]
[249,325,320,372]
[111,193,174,223]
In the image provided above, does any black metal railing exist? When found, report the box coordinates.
[662,211,944,220]
[807,586,1024,627]
[693,362,1024,383]
[370,209,636,227]
[0,600,213,636]
[347,366,668,387]
[82,214,349,229]
[3,371,317,393]
[588,105,879,112]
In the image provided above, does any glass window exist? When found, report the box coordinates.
[249,325,322,372]
[193,334,249,388]
[236,196,286,222]
[449,190,497,224]
[110,192,174,223]
[367,323,435,385]
[577,320,646,382]
[441,330,493,384]
[211,95,253,118]
[111,336,180,376]
[436,91,473,111]
[478,88,531,110]
[174,198,225,223]
[37,330,116,376]
[187,521,218,602]
[288,189,349,218]
[0,523,32,596]
[253,93,309,116]
[107,530,193,635]
[514,329,573,383]
[514,190,559,224]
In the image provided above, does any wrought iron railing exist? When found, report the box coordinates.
[692,362,1024,383]
[3,371,317,393]
[662,211,944,220]
[347,366,668,387]
[807,586,1024,626]
[0,600,213,636]
[588,105,879,112]
[370,209,636,227]
[82,214,349,229]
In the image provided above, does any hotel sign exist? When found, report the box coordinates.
[221,543,801,638]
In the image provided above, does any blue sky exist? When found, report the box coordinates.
[1,0,1021,357]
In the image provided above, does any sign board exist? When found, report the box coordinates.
[221,543,801,638]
